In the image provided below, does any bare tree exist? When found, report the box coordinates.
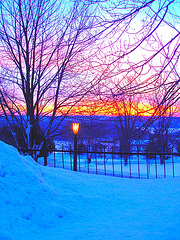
[0,0,179,162]
[146,83,175,164]
[96,75,146,164]
[0,0,105,154]
[92,0,180,110]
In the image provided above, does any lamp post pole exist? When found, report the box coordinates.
[74,134,77,171]
[72,123,79,171]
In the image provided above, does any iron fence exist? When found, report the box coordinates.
[19,147,180,179]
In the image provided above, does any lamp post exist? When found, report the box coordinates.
[72,123,79,171]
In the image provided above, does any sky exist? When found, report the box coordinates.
[0,0,180,118]
[0,140,180,240]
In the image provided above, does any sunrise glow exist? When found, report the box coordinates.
[54,100,164,117]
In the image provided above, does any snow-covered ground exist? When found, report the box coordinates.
[0,140,180,240]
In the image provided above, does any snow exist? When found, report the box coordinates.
[0,140,180,240]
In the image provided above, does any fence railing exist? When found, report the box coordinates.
[19,148,180,179]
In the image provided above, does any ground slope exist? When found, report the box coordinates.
[0,141,179,240]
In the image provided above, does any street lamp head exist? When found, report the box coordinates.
[72,123,79,135]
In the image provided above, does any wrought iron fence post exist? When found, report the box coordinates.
[155,147,157,178]
[79,152,81,172]
[87,145,90,174]
[104,145,106,175]
[44,139,47,166]
[62,144,64,169]
[146,148,149,179]
[54,151,56,168]
[95,145,97,174]
[137,146,140,179]
[112,147,114,176]
[120,155,123,178]
[164,154,166,178]
[172,147,174,177]
[129,153,132,179]
[70,144,72,170]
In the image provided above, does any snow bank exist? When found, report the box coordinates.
[0,141,180,240]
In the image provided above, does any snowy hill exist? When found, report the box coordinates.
[0,140,180,240]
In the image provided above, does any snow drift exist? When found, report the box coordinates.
[0,140,180,240]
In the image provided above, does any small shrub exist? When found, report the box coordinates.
[0,124,55,158]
